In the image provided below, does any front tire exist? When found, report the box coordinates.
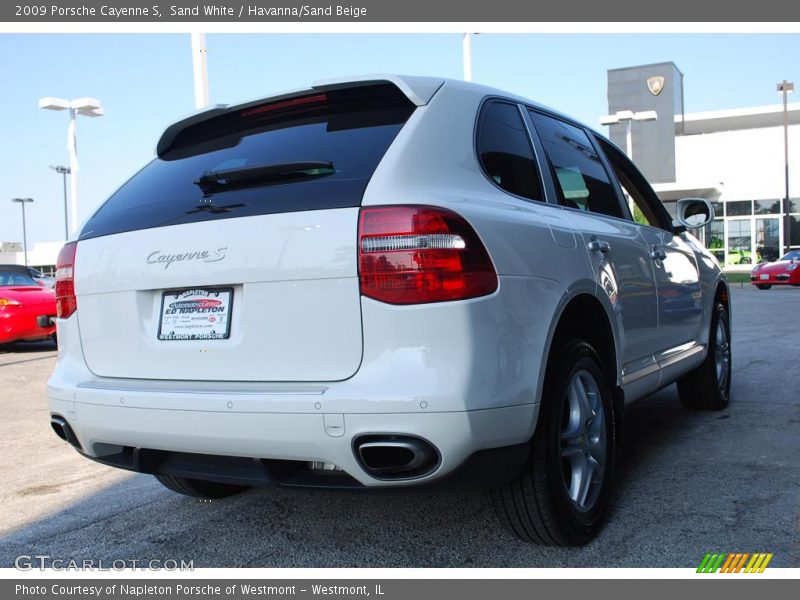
[155,474,248,499]
[492,340,615,546]
[677,301,731,410]
[756,284,771,290]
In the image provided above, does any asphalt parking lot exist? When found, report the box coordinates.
[0,285,798,569]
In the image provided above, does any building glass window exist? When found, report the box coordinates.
[707,219,724,262]
[754,199,781,215]
[726,200,752,217]
[790,216,800,249]
[726,219,754,265]
[701,197,800,266]
[755,218,780,262]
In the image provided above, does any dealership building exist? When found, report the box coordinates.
[605,62,800,269]
[2,61,798,273]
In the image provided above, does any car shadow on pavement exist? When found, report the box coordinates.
[0,340,57,354]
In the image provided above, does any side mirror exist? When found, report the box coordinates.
[674,197,714,231]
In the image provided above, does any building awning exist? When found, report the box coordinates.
[651,183,723,203]
[676,102,800,135]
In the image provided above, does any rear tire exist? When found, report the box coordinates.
[155,475,248,499]
[756,284,771,290]
[677,302,731,410]
[492,340,615,546]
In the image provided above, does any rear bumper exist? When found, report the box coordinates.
[49,399,536,488]
[750,272,799,285]
[0,311,56,343]
[68,435,531,491]
[48,310,539,488]
[47,271,557,488]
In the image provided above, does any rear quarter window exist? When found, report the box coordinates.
[476,100,543,202]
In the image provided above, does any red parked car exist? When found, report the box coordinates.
[0,265,57,346]
[750,250,800,289]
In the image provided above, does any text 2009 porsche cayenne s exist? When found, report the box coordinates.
[48,75,730,545]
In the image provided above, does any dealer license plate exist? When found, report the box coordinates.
[158,288,233,341]
[760,274,770,280]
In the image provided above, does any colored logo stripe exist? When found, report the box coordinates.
[697,552,772,573]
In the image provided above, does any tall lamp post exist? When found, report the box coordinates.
[777,80,794,254]
[49,165,70,240]
[462,33,473,82]
[11,198,34,267]
[191,33,210,109]
[38,97,103,236]
[599,110,659,160]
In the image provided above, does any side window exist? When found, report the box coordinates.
[477,101,543,201]
[528,111,624,219]
[595,137,671,231]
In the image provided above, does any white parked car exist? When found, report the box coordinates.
[48,75,730,545]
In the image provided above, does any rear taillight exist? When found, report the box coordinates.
[55,242,78,319]
[358,206,498,305]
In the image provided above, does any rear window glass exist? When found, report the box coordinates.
[80,85,415,240]
[0,270,37,286]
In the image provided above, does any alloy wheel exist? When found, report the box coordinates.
[560,369,606,512]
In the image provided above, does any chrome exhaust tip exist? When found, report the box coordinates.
[353,435,439,480]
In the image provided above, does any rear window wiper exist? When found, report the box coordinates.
[194,160,335,195]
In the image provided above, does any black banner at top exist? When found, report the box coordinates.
[4,0,800,22]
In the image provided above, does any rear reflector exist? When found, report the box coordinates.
[358,206,498,305]
[55,242,78,319]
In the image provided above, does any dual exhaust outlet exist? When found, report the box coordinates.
[353,435,439,480]
[51,414,439,481]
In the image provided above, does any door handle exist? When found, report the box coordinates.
[651,247,667,261]
[588,240,611,254]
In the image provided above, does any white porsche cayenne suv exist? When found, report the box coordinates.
[48,75,731,546]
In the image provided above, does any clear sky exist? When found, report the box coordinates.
[0,33,798,245]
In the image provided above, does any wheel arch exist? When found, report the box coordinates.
[715,277,730,309]
[708,276,732,345]
[536,290,622,409]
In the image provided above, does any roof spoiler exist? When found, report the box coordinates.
[156,75,445,159]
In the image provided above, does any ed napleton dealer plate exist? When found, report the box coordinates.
[158,288,233,341]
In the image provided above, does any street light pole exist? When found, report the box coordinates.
[191,33,210,109]
[39,97,104,236]
[778,80,794,254]
[11,198,34,267]
[599,110,658,160]
[462,33,473,82]
[49,165,70,240]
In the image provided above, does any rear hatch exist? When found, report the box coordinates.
[74,83,416,381]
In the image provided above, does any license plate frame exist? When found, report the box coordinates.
[158,287,233,341]
[760,274,770,280]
